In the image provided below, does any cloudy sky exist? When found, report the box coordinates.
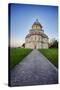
[9,3,58,47]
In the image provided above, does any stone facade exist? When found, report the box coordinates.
[25,19,48,49]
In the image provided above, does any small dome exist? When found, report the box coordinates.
[32,19,42,28]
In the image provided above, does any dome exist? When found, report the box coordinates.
[32,19,42,28]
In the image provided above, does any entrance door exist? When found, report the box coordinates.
[34,45,36,49]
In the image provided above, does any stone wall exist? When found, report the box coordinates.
[25,35,48,49]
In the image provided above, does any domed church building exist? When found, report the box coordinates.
[25,19,49,49]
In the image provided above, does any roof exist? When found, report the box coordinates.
[25,33,48,39]
[32,19,42,28]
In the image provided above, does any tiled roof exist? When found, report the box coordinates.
[32,19,42,28]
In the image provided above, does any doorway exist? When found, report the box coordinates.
[34,45,36,49]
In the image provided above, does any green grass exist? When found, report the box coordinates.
[38,48,58,68]
[10,48,32,69]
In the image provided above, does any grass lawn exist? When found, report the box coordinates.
[10,48,32,69]
[38,48,58,68]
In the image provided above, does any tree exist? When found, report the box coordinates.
[21,43,25,48]
[49,40,58,48]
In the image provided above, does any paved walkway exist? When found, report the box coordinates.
[10,49,58,86]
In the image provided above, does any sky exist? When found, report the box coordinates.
[9,4,58,47]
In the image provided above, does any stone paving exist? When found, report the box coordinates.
[10,49,58,86]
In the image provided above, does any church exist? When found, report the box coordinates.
[25,19,48,49]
